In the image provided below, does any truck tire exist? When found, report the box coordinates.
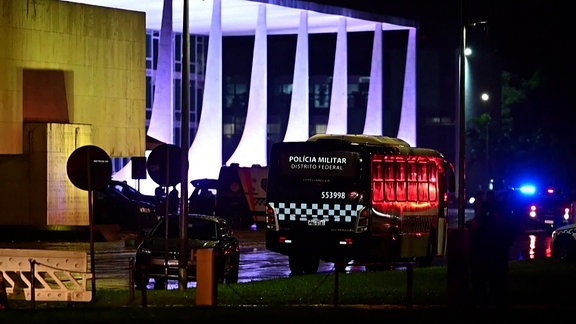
[289,255,320,275]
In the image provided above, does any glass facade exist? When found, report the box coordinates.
[140,30,410,163]
[112,28,436,176]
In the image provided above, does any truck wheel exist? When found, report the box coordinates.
[289,255,305,275]
[303,257,320,274]
[334,262,347,273]
[289,255,319,275]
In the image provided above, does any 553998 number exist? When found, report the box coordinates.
[321,191,346,199]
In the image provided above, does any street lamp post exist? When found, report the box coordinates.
[447,0,470,309]
[485,112,491,189]
[179,0,190,290]
[458,23,467,230]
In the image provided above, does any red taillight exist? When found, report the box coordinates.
[266,205,276,225]
[357,208,369,230]
[278,236,292,244]
[339,238,353,245]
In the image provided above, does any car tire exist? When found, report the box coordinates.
[224,269,239,284]
[553,235,576,261]
[133,269,148,290]
[153,277,166,290]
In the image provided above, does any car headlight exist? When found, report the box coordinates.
[138,247,152,255]
[139,207,152,213]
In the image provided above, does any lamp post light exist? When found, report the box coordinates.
[482,94,492,190]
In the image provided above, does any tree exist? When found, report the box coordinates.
[466,70,547,189]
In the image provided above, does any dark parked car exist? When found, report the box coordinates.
[107,180,159,206]
[93,180,158,231]
[133,214,240,289]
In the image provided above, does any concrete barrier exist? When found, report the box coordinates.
[0,248,92,302]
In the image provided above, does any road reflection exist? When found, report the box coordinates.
[160,247,336,289]
[233,228,554,287]
[0,226,557,291]
[238,246,290,283]
[510,231,552,261]
[238,246,337,283]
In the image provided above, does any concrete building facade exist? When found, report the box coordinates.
[0,0,145,225]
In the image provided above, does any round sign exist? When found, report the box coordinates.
[147,143,182,187]
[67,145,112,191]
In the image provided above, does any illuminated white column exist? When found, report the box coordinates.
[326,17,347,135]
[283,11,309,143]
[396,27,417,146]
[226,4,267,167]
[112,0,173,191]
[147,0,174,144]
[188,0,222,186]
[363,23,383,136]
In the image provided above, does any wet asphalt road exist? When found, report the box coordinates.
[0,208,555,290]
[0,227,553,291]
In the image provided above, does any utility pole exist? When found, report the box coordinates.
[179,0,190,290]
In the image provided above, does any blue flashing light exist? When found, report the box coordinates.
[519,185,536,195]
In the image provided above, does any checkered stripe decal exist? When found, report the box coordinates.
[269,202,362,222]
[254,197,266,206]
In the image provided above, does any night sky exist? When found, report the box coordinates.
[308,0,571,83]
[306,0,575,189]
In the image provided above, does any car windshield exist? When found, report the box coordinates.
[151,217,219,241]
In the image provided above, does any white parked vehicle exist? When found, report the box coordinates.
[551,223,576,261]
